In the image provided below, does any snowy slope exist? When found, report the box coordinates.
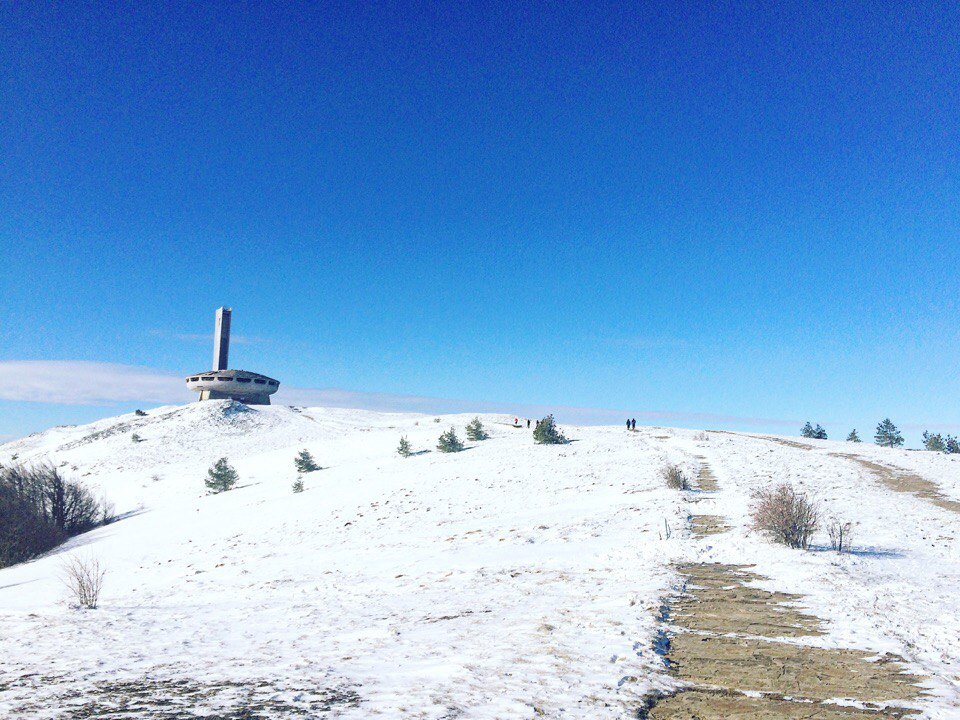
[0,403,958,718]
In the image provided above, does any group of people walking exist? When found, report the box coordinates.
[626,418,636,431]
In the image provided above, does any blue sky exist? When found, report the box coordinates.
[1,2,958,443]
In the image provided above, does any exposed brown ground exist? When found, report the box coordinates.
[734,431,958,515]
[650,563,923,719]
[650,689,919,719]
[689,515,729,537]
[693,458,720,492]
[648,460,924,719]
[829,453,960,515]
[709,430,815,452]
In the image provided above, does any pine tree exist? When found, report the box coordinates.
[294,449,320,473]
[846,429,861,443]
[874,419,904,448]
[291,477,305,493]
[813,424,828,440]
[945,436,960,454]
[398,436,412,457]
[465,417,488,441]
[922,431,946,452]
[205,457,239,494]
[800,422,815,438]
[437,428,464,453]
[533,414,567,445]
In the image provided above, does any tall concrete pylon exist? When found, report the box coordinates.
[213,307,231,371]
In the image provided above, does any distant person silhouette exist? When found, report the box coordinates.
[631,419,636,430]
[626,419,631,430]
[527,419,531,428]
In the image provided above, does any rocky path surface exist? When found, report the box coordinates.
[648,458,926,719]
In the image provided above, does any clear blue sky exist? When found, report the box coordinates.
[1,2,958,443]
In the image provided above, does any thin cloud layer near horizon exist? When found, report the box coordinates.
[0,3,957,443]
[1,361,954,449]
[0,360,806,430]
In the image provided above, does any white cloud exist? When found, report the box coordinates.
[0,361,816,430]
[0,361,190,405]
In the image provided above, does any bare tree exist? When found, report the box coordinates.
[751,483,820,549]
[62,555,106,609]
[661,464,690,490]
[99,493,116,525]
[827,518,854,553]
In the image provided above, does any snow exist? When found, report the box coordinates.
[0,403,958,717]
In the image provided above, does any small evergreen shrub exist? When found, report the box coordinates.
[813,424,827,440]
[922,431,960,454]
[437,428,464,453]
[875,419,904,448]
[846,429,861,443]
[205,457,238,494]
[533,415,567,445]
[465,417,488,441]
[292,477,305,493]
[294,449,320,473]
[134,409,147,417]
[800,422,815,438]
[751,483,820,549]
[398,436,412,457]
[131,433,143,443]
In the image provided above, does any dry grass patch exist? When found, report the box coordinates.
[751,482,819,549]
[662,464,691,490]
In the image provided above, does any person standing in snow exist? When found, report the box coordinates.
[626,419,631,430]
[631,419,636,430]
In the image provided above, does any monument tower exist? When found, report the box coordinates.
[213,306,231,371]
[185,307,280,405]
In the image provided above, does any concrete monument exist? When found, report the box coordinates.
[185,307,279,405]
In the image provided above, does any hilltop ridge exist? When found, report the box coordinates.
[0,405,958,718]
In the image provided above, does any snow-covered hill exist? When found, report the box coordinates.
[0,402,958,718]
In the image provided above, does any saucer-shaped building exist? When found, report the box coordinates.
[185,369,279,405]
[185,307,279,405]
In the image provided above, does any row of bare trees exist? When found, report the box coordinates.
[0,464,107,568]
